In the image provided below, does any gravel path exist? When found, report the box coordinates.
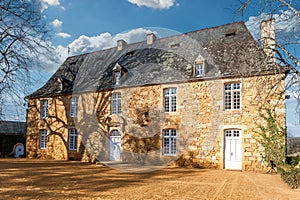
[0,158,299,199]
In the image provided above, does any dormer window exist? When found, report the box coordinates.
[113,63,122,86]
[195,61,206,77]
[115,71,121,86]
[196,63,204,76]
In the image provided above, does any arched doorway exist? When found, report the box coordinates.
[13,143,24,158]
[110,130,121,161]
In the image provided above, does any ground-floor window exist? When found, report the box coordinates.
[162,129,176,156]
[68,129,78,150]
[40,129,47,149]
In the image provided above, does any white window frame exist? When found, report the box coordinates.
[164,88,177,113]
[41,100,48,119]
[111,92,121,114]
[162,129,177,156]
[40,129,47,149]
[196,63,204,76]
[115,71,121,86]
[68,129,78,151]
[70,96,78,118]
[224,83,241,110]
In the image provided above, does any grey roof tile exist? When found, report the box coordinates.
[27,21,282,99]
[0,121,26,135]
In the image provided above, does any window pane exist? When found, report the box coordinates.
[224,83,241,110]
[40,130,47,149]
[41,100,48,119]
[70,97,78,117]
[115,72,121,85]
[111,93,121,114]
[196,64,203,76]
[162,129,176,156]
[164,88,176,113]
[69,129,78,150]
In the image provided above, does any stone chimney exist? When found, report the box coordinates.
[260,18,276,63]
[117,39,127,51]
[147,33,156,45]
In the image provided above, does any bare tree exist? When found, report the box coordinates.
[0,0,51,119]
[235,0,300,84]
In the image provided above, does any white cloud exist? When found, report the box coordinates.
[56,32,71,38]
[37,44,68,73]
[128,0,178,9]
[40,0,61,11]
[51,19,63,29]
[246,10,300,42]
[68,28,156,55]
[42,0,60,6]
[35,28,156,73]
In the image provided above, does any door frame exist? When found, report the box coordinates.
[224,129,242,170]
[109,130,121,161]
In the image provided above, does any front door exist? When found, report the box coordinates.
[224,130,242,170]
[110,130,121,161]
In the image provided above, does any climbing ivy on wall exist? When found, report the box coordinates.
[257,108,286,165]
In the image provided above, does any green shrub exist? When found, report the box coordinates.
[278,166,300,189]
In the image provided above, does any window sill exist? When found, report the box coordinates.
[162,154,176,157]
[164,111,177,114]
[224,109,242,115]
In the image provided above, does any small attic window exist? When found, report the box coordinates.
[194,60,206,77]
[69,59,78,65]
[170,43,180,48]
[196,63,204,76]
[126,51,134,56]
[113,63,122,86]
[115,71,121,85]
[225,31,236,37]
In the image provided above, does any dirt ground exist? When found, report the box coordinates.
[0,159,300,200]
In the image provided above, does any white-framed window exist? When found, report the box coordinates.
[196,63,204,76]
[70,96,78,117]
[111,92,121,114]
[41,100,48,119]
[162,129,177,156]
[164,88,177,113]
[115,71,121,86]
[225,129,241,137]
[68,129,78,150]
[40,129,47,149]
[224,83,241,110]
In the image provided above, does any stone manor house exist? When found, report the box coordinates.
[26,20,286,171]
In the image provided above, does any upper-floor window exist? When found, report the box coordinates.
[162,129,177,156]
[196,63,204,76]
[70,96,78,117]
[164,88,177,113]
[68,129,78,150]
[111,92,121,114]
[41,100,48,119]
[224,83,241,110]
[40,129,47,149]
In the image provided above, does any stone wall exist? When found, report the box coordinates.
[26,73,286,170]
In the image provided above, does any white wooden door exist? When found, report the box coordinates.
[110,130,121,161]
[224,130,242,170]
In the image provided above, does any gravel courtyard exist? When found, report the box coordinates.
[0,158,300,199]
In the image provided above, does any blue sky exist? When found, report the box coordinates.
[4,0,300,136]
[43,0,238,47]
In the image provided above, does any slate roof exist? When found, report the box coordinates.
[28,21,282,99]
[0,121,26,135]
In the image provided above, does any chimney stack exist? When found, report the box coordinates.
[147,33,156,45]
[260,18,276,63]
[117,39,127,51]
